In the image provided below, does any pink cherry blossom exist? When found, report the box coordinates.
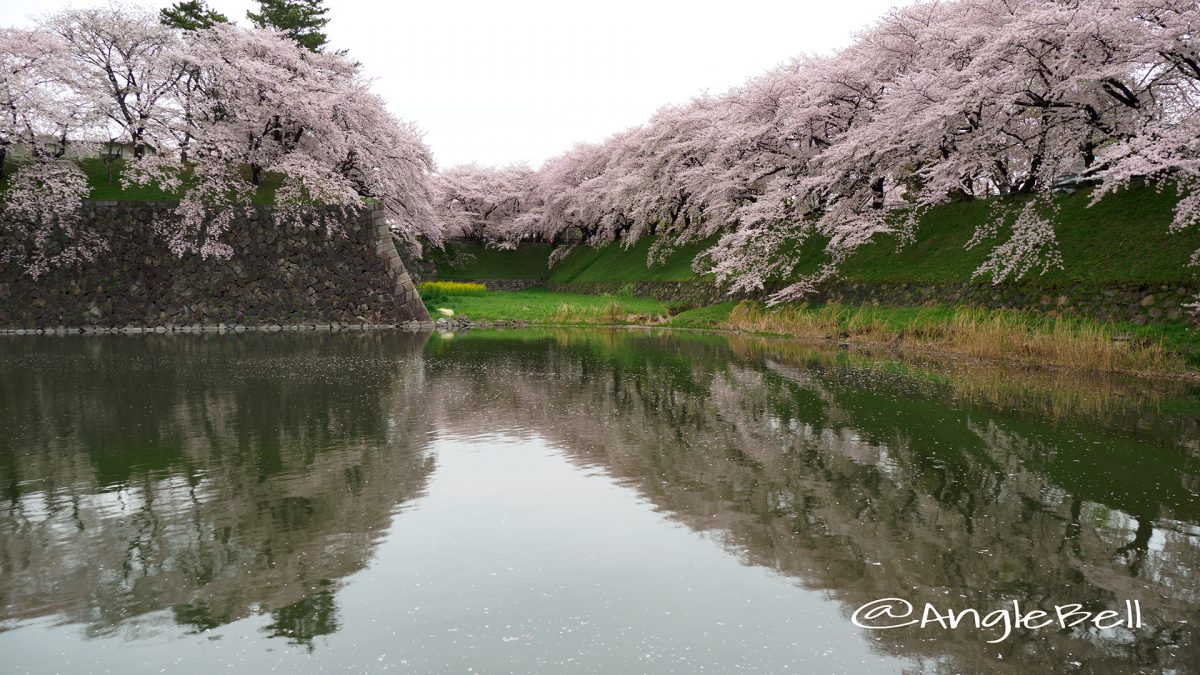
[431,0,1200,303]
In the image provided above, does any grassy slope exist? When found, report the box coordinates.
[427,241,557,280]
[546,236,712,283]
[2,158,281,203]
[795,185,1200,284]
[430,186,1200,286]
[11,158,1193,287]
[428,236,709,283]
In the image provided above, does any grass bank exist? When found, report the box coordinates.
[429,186,1200,286]
[423,184,1199,374]
[427,236,711,283]
[2,158,282,203]
[416,283,1192,375]
[671,301,1189,374]
[424,288,673,325]
[10,160,1195,287]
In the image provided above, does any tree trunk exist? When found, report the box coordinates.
[1080,141,1097,169]
[0,145,6,180]
[870,176,885,209]
[1017,153,1043,193]
[251,163,263,186]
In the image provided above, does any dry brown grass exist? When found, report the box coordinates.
[551,300,669,325]
[723,301,1182,374]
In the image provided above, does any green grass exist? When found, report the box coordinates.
[427,241,557,280]
[546,236,711,283]
[3,158,282,203]
[80,158,181,201]
[420,287,1200,372]
[7,156,1197,291]
[427,185,1200,287]
[670,302,739,328]
[10,156,1193,288]
[789,185,1200,284]
[427,236,711,283]
[424,289,671,324]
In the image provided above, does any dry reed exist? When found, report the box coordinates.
[723,301,1181,373]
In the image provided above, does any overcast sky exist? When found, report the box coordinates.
[2,0,907,169]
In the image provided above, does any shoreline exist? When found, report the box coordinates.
[8,315,1193,382]
[0,321,436,335]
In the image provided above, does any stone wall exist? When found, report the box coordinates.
[441,278,731,306]
[544,280,732,307]
[459,279,544,292]
[0,201,431,331]
[480,276,1197,326]
[813,280,1198,326]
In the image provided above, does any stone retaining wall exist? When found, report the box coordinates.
[0,201,431,331]
[448,279,732,305]
[459,279,544,292]
[468,276,1197,326]
[544,280,731,306]
[814,280,1198,326]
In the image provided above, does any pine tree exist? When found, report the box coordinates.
[159,1,229,31]
[246,0,331,52]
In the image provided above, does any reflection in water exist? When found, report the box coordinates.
[420,330,1200,673]
[1,328,1198,673]
[0,333,435,639]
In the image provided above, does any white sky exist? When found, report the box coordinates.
[1,0,907,169]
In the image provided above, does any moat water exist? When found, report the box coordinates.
[1,329,1197,673]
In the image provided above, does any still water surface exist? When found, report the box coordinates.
[0,329,1198,673]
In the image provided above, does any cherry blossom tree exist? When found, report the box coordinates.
[42,5,186,158]
[3,8,436,275]
[1,28,51,178]
[443,0,1200,303]
[0,27,98,278]
[1086,0,1200,252]
[432,163,540,246]
[3,0,1199,292]
[0,160,99,279]
[121,23,437,258]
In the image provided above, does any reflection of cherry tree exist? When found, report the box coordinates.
[0,333,435,639]
[420,331,1200,672]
